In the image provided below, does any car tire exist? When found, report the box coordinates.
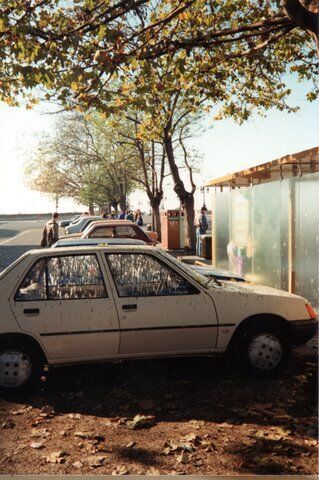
[0,338,44,395]
[233,321,291,377]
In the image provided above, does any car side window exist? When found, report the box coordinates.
[89,226,114,238]
[15,259,47,301]
[15,255,107,301]
[47,255,107,299]
[115,226,139,238]
[106,253,198,297]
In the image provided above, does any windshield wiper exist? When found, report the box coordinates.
[205,276,222,287]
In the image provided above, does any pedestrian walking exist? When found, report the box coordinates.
[195,207,208,256]
[134,209,144,226]
[40,212,59,247]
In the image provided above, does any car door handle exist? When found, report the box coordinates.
[23,308,40,316]
[122,304,137,311]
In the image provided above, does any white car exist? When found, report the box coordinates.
[0,246,317,392]
[65,216,102,235]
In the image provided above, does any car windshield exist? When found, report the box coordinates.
[159,250,211,288]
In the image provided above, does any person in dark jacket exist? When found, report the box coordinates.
[40,212,59,247]
[125,210,134,222]
[195,207,208,256]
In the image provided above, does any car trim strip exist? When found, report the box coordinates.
[40,323,236,337]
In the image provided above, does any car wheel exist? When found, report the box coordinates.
[234,322,291,377]
[0,338,44,394]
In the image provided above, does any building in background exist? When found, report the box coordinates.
[205,146,319,309]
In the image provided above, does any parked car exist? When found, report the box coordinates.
[65,216,102,235]
[65,220,157,245]
[52,238,147,248]
[0,246,317,391]
[59,214,81,228]
[191,265,245,282]
[0,246,317,392]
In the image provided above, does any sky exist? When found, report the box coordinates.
[0,75,317,214]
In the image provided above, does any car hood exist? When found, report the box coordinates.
[211,279,302,300]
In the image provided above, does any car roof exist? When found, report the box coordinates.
[87,220,137,227]
[78,216,102,221]
[27,245,159,255]
[54,238,147,247]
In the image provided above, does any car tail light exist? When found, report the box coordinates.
[306,303,318,320]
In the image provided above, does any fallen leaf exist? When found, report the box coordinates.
[112,465,129,475]
[125,414,155,430]
[146,467,161,475]
[10,406,32,415]
[31,428,51,438]
[72,460,83,468]
[68,413,82,420]
[46,451,67,464]
[176,451,189,464]
[30,441,45,449]
[162,440,180,455]
[200,438,215,452]
[126,441,136,448]
[181,433,200,445]
[40,406,55,418]
[304,439,318,446]
[189,420,205,428]
[254,427,291,441]
[194,459,204,467]
[87,455,107,468]
[1,420,15,429]
[74,431,105,442]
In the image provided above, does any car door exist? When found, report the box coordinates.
[11,253,120,363]
[103,252,218,356]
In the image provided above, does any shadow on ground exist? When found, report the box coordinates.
[0,244,39,271]
[8,352,318,433]
[0,229,21,239]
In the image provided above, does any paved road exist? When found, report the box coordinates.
[0,219,44,272]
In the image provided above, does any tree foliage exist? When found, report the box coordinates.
[25,112,139,210]
[0,1,317,108]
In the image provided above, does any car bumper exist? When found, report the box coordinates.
[290,319,318,345]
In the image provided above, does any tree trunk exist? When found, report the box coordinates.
[282,0,318,37]
[119,194,127,212]
[163,127,196,250]
[88,203,94,215]
[150,195,162,242]
[183,194,196,252]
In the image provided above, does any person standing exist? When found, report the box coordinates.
[119,210,126,220]
[125,210,134,222]
[134,209,144,226]
[40,212,59,247]
[195,207,208,256]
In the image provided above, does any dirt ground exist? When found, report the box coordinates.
[0,348,318,475]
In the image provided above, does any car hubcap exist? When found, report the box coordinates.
[248,334,282,370]
[0,351,31,388]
